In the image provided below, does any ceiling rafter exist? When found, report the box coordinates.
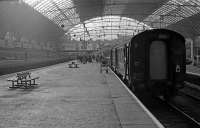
[22,0,200,41]
[32,0,43,8]
[50,0,73,25]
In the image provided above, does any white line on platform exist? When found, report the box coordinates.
[110,68,165,128]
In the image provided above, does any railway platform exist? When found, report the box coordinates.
[0,61,164,128]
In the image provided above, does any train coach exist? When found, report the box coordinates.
[111,29,186,98]
[110,43,127,78]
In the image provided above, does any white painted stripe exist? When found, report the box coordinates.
[110,68,165,128]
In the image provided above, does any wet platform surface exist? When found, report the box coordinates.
[0,62,162,128]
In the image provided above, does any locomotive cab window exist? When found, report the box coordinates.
[149,40,167,80]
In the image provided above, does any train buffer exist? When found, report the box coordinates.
[7,71,39,88]
[68,61,79,68]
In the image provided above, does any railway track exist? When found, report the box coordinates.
[167,101,200,128]
[156,87,200,128]
[179,90,200,102]
[175,90,200,119]
[186,72,200,85]
[139,94,200,128]
[129,88,200,128]
[140,88,200,128]
[113,70,200,128]
[154,74,200,128]
[184,72,200,102]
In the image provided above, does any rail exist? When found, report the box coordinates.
[185,72,200,85]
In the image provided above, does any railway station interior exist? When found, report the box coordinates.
[0,0,200,128]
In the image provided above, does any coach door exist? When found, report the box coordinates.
[149,41,167,80]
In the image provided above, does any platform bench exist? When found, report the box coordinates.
[68,61,79,68]
[7,72,39,88]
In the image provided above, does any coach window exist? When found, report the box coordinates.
[150,41,167,80]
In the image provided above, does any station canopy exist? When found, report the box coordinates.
[22,0,200,41]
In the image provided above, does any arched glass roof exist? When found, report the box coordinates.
[22,0,80,30]
[144,0,200,28]
[67,16,151,41]
[22,0,200,40]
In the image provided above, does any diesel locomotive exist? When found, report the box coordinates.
[110,29,186,98]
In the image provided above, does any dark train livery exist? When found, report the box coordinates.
[110,29,186,98]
